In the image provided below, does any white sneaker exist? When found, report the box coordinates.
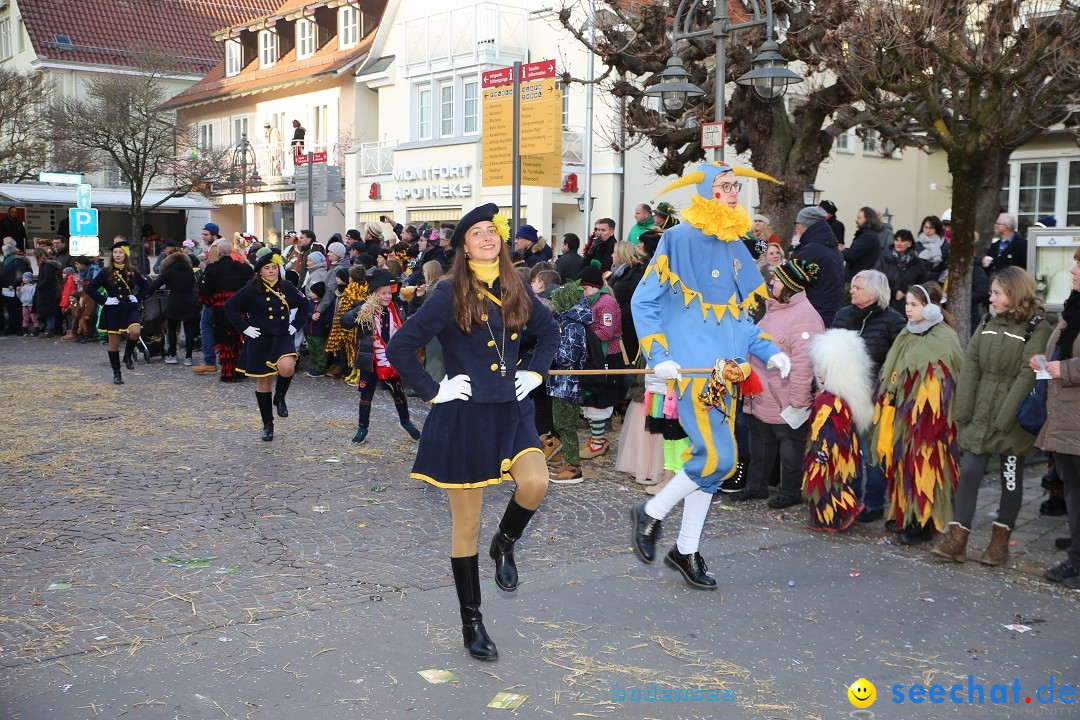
[183,358,193,366]
[164,356,179,365]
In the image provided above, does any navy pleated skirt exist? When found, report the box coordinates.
[237,333,298,377]
[411,399,542,488]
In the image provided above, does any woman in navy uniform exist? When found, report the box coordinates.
[86,240,150,384]
[225,252,311,441]
[387,203,559,662]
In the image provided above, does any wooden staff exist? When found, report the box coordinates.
[548,368,715,376]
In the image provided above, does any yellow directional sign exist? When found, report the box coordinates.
[482,86,514,187]
[521,151,561,188]
[519,80,561,157]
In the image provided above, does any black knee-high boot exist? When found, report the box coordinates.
[123,338,137,370]
[273,375,292,417]
[450,555,497,661]
[489,497,537,592]
[256,391,274,441]
[108,350,123,384]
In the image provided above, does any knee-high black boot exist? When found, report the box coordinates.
[273,375,292,417]
[489,497,537,592]
[123,338,137,370]
[108,350,123,384]
[256,391,274,441]
[450,555,498,661]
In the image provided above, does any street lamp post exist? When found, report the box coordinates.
[232,133,261,234]
[644,0,803,162]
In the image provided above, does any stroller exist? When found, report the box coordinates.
[138,290,170,362]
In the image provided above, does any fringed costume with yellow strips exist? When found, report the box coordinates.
[325,280,367,369]
[631,162,782,493]
[802,392,862,530]
[870,323,965,533]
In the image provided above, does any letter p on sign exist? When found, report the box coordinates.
[69,208,98,236]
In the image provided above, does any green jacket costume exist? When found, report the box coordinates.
[955,311,1051,457]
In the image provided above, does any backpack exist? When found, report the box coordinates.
[1015,315,1048,436]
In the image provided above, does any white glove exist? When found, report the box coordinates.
[644,373,668,395]
[981,255,994,268]
[243,326,262,339]
[768,352,792,378]
[128,295,138,303]
[288,325,298,335]
[652,359,681,382]
[514,371,543,401]
[104,297,120,306]
[431,374,472,404]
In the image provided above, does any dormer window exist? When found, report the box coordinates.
[339,7,359,48]
[259,30,278,68]
[225,40,242,76]
[297,19,315,59]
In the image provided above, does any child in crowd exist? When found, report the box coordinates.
[18,271,35,336]
[304,281,331,377]
[547,280,592,483]
[803,328,875,532]
[60,267,78,339]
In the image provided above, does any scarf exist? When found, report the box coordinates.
[1057,289,1080,361]
[325,280,367,362]
[373,301,403,380]
[906,315,943,335]
[890,249,913,269]
[468,259,499,287]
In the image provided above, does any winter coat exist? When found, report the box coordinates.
[148,252,200,321]
[317,259,350,315]
[842,226,881,281]
[341,294,409,372]
[874,250,930,314]
[609,261,646,360]
[584,236,616,273]
[956,311,1052,456]
[60,274,78,308]
[986,233,1027,273]
[589,290,622,356]
[1,254,30,289]
[746,291,824,424]
[548,297,593,404]
[831,303,906,376]
[523,239,553,268]
[792,220,845,327]
[555,251,585,284]
[1036,317,1080,456]
[33,260,62,316]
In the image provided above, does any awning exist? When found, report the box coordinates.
[214,189,297,206]
[0,184,217,210]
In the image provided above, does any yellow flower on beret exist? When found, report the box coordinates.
[492,213,510,243]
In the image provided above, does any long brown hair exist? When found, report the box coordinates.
[909,281,955,329]
[450,242,532,333]
[992,266,1043,324]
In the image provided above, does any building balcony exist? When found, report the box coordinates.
[562,127,585,165]
[358,140,396,177]
[207,140,341,194]
[400,2,527,75]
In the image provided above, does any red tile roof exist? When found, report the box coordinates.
[18,0,280,74]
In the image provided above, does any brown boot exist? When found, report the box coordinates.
[930,522,969,563]
[550,463,582,485]
[978,522,1011,566]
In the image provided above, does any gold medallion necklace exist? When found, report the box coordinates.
[481,296,507,377]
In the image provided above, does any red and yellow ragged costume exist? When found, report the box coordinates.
[803,391,862,529]
[870,323,965,532]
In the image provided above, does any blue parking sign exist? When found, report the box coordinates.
[69,208,98,236]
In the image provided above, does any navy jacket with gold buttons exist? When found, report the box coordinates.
[387,279,559,403]
[224,280,311,337]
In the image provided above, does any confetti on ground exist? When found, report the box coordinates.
[488,692,528,710]
[850,572,861,578]
[371,485,388,492]
[215,565,242,575]
[418,669,459,684]
[311,505,330,513]
[153,556,218,569]
[1003,623,1031,633]
[46,581,73,591]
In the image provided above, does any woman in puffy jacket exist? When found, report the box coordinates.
[734,259,825,509]
[874,229,930,314]
[933,267,1051,566]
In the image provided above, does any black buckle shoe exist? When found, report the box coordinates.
[856,507,884,524]
[462,619,498,661]
[663,547,717,590]
[489,531,518,591]
[261,422,274,442]
[898,522,934,545]
[113,371,124,385]
[631,501,662,564]
[719,460,748,493]
[273,395,288,418]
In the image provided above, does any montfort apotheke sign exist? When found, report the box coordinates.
[392,164,473,200]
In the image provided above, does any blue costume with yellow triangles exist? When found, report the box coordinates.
[632,163,781,493]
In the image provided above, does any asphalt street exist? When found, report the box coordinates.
[1,336,1076,720]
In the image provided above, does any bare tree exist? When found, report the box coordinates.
[820,0,1080,342]
[47,52,232,270]
[0,68,54,183]
[557,0,879,237]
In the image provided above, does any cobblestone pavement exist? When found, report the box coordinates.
[0,336,1075,716]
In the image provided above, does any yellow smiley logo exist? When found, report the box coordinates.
[848,678,876,708]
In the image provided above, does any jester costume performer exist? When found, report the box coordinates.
[803,329,875,532]
[630,162,789,590]
[870,290,964,543]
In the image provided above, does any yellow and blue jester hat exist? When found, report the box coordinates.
[655,161,782,242]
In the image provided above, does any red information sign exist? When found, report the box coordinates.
[520,59,556,82]
[482,67,514,88]
[295,150,328,165]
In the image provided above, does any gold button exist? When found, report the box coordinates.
[490,363,499,371]
[481,313,489,322]
[510,333,519,340]
[487,340,495,347]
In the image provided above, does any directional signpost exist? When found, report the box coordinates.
[69,183,99,256]
[482,60,562,227]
